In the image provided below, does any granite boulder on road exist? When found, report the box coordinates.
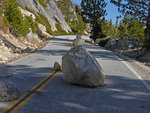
[62,45,105,87]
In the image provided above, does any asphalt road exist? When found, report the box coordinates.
[0,36,150,113]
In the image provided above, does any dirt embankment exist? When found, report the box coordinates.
[0,29,53,64]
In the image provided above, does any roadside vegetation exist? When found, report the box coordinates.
[0,0,38,36]
[38,0,48,8]
[80,0,150,50]
[0,0,149,51]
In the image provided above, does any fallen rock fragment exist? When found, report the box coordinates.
[54,62,61,71]
[0,81,20,102]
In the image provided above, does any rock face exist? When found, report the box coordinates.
[0,81,20,102]
[38,24,52,39]
[17,0,71,33]
[0,29,43,64]
[62,46,105,87]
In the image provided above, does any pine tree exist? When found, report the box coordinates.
[4,0,30,36]
[81,0,107,41]
[116,14,145,41]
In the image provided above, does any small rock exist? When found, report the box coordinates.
[38,24,47,32]
[54,62,61,71]
[85,39,94,44]
[76,33,81,39]
[73,39,85,47]
[23,47,32,53]
[145,62,150,66]
[95,38,101,44]
[0,81,20,102]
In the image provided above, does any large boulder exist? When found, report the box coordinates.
[0,81,20,102]
[117,40,134,50]
[104,38,117,50]
[62,46,105,87]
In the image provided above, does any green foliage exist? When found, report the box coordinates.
[37,13,54,35]
[38,0,48,7]
[110,0,150,49]
[25,6,36,15]
[3,16,9,28]
[101,18,116,38]
[56,0,87,35]
[4,0,30,36]
[116,15,145,41]
[26,16,38,33]
[57,0,74,23]
[25,6,54,35]
[67,13,87,35]
[0,7,2,16]
[117,21,129,39]
[76,13,86,33]
[81,0,107,41]
[101,14,145,44]
[57,0,73,13]
[91,20,103,41]
[55,24,67,35]
[127,19,145,41]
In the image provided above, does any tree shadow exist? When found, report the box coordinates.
[36,74,150,113]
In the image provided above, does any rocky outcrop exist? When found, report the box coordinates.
[17,0,72,33]
[18,7,36,20]
[38,24,52,39]
[62,38,105,87]
[0,29,44,64]
[104,38,143,50]
[0,81,20,102]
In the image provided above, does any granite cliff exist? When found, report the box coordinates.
[17,0,72,33]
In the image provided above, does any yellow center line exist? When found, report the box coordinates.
[9,70,61,113]
[0,37,71,113]
[0,70,60,113]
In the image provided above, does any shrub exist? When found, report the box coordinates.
[25,6,54,35]
[55,24,67,35]
[38,0,48,8]
[4,0,30,36]
[26,16,38,33]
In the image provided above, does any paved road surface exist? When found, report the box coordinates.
[0,36,150,113]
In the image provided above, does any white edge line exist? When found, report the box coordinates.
[115,55,150,91]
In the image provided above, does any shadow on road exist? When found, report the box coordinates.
[28,73,150,113]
